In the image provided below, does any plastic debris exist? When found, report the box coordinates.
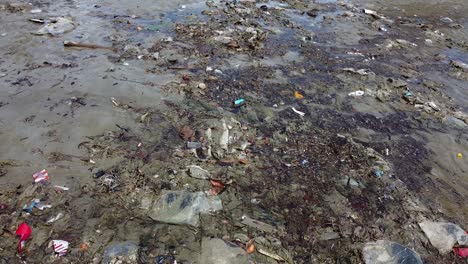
[294,91,304,99]
[34,199,52,210]
[149,191,223,226]
[30,9,42,13]
[246,241,256,254]
[241,215,276,233]
[343,68,374,76]
[234,98,245,106]
[33,169,49,183]
[375,169,384,178]
[208,179,226,196]
[33,17,75,36]
[29,18,45,23]
[220,119,229,150]
[16,222,32,253]
[53,185,69,191]
[451,60,468,71]
[291,107,305,117]
[440,17,454,23]
[49,240,69,256]
[457,153,463,159]
[186,141,202,149]
[453,247,468,258]
[200,238,248,264]
[426,101,440,112]
[156,255,177,264]
[0,203,7,212]
[257,248,286,262]
[46,212,64,224]
[363,240,423,264]
[419,221,468,254]
[23,200,37,213]
[102,242,140,264]
[348,90,365,97]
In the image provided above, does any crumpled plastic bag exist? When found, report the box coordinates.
[362,240,423,264]
[419,221,468,254]
[33,17,75,36]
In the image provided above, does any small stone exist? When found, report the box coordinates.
[187,165,211,179]
[198,83,207,89]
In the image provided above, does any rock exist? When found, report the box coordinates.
[187,165,211,180]
[306,8,320,17]
[199,238,249,264]
[102,241,139,264]
[362,240,423,264]
[149,191,222,226]
[418,221,468,254]
[34,17,75,36]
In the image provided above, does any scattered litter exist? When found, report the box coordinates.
[220,119,229,150]
[348,90,365,97]
[241,215,276,233]
[419,221,468,254]
[457,153,463,159]
[379,27,388,32]
[451,60,468,71]
[53,185,69,191]
[30,9,42,13]
[198,83,207,89]
[363,9,377,16]
[453,248,468,258]
[234,98,245,106]
[33,169,49,183]
[149,191,222,226]
[186,141,202,149]
[49,240,69,256]
[440,17,454,23]
[23,200,37,213]
[29,18,45,23]
[156,255,177,264]
[200,238,248,263]
[34,199,52,210]
[208,179,226,196]
[64,40,115,51]
[291,107,305,117]
[363,240,423,264]
[426,101,440,111]
[102,242,140,264]
[246,241,256,254]
[374,169,384,178]
[294,91,304,99]
[46,212,64,224]
[33,16,75,36]
[257,248,286,262]
[16,222,32,253]
[0,203,8,212]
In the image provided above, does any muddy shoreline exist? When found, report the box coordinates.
[1,0,468,263]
